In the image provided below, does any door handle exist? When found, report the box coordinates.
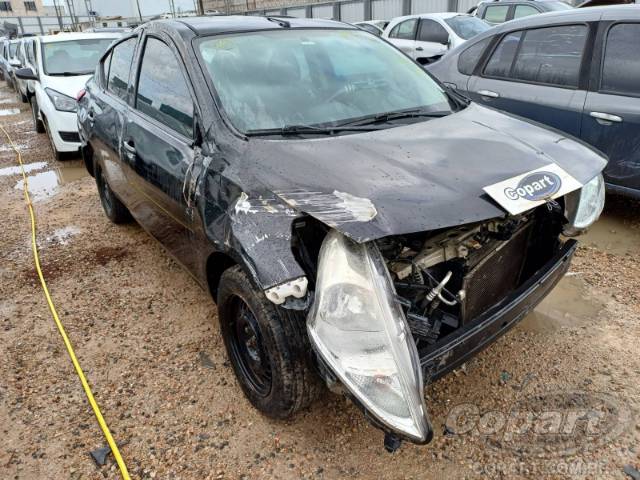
[590,111,622,124]
[477,89,499,98]
[416,46,424,51]
[123,139,136,156]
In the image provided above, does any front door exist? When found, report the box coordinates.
[468,24,590,138]
[123,34,200,270]
[581,22,640,193]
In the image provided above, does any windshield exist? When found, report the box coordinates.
[545,1,573,9]
[42,38,116,75]
[445,16,490,40]
[198,29,451,133]
[9,43,18,57]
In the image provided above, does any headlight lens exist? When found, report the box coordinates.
[307,230,430,442]
[564,174,605,235]
[45,88,77,112]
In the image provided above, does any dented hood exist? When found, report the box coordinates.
[247,104,607,242]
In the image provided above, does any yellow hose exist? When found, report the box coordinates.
[0,124,131,480]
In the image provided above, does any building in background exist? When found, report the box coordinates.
[0,0,46,16]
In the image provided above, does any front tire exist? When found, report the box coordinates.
[31,98,45,133]
[96,166,131,224]
[217,266,321,418]
[43,117,64,161]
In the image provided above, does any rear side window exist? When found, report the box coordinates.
[390,19,418,40]
[417,19,449,44]
[135,37,194,138]
[458,37,492,75]
[107,37,137,101]
[601,23,640,96]
[484,31,522,77]
[483,5,509,23]
[511,25,587,87]
[513,5,538,19]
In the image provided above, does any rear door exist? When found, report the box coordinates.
[468,23,592,138]
[123,33,199,269]
[414,18,450,64]
[386,18,419,57]
[90,35,139,203]
[582,21,640,193]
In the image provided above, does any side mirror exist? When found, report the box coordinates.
[15,67,37,81]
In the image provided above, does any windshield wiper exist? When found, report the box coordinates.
[337,109,451,127]
[246,124,384,137]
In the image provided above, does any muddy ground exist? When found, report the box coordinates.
[1,82,639,479]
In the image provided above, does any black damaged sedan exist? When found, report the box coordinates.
[77,16,606,449]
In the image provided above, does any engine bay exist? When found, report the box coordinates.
[376,210,560,347]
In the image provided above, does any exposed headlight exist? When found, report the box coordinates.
[563,174,605,236]
[307,230,431,442]
[45,88,77,113]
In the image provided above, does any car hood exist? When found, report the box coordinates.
[43,74,91,98]
[243,103,607,242]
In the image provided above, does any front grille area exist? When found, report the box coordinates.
[461,224,531,322]
[59,131,80,143]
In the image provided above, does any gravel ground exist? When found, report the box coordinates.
[1,82,639,479]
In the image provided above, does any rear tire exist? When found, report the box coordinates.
[217,266,321,418]
[31,98,45,134]
[95,166,132,224]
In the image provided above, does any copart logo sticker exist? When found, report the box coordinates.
[483,164,582,215]
[504,172,562,202]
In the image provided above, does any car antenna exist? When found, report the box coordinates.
[266,16,291,28]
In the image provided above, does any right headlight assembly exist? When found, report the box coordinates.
[307,230,431,443]
[563,173,605,236]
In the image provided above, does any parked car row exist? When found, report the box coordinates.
[5,32,122,160]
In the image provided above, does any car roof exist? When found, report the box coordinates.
[480,0,566,3]
[166,15,355,36]
[390,12,471,22]
[465,3,638,40]
[38,32,122,44]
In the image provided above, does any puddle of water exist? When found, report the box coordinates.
[14,161,88,201]
[0,108,20,116]
[44,226,81,246]
[0,161,47,177]
[581,213,640,257]
[0,143,30,153]
[519,275,606,333]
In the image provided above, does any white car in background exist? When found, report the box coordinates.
[3,39,21,89]
[382,13,490,64]
[14,32,121,160]
[14,37,39,104]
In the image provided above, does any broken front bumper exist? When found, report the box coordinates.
[419,239,577,382]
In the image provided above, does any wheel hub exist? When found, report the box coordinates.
[230,298,272,397]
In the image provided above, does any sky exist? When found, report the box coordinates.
[41,0,199,16]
